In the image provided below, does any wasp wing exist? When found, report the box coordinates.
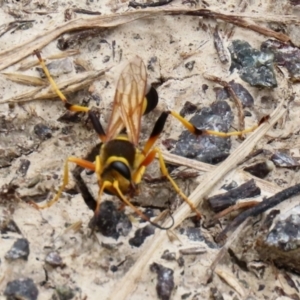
[106,56,147,145]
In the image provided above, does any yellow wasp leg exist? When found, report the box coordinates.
[94,155,106,216]
[112,180,175,230]
[94,181,112,217]
[142,110,267,159]
[34,50,90,113]
[92,177,174,230]
[34,50,106,141]
[132,165,146,185]
[112,180,150,221]
[170,111,267,137]
[140,147,202,219]
[31,157,95,209]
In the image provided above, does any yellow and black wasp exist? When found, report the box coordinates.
[33,50,265,229]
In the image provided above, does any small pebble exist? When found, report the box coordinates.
[150,263,174,300]
[37,58,73,78]
[5,238,30,261]
[129,224,155,247]
[89,201,132,239]
[34,123,52,140]
[161,250,176,261]
[185,60,195,71]
[4,278,38,300]
[45,251,64,267]
[53,285,75,300]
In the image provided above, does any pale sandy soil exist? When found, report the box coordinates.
[1,0,300,299]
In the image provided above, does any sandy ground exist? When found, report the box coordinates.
[1,0,300,299]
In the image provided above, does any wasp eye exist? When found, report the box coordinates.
[110,161,131,181]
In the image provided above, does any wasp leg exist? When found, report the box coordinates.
[139,112,201,217]
[169,110,267,137]
[34,50,89,113]
[140,147,202,219]
[93,154,108,217]
[143,110,267,156]
[142,111,169,155]
[112,180,174,230]
[34,50,106,141]
[93,172,173,231]
[143,110,267,154]
[94,154,173,230]
[94,180,111,217]
[72,144,101,211]
[31,157,95,209]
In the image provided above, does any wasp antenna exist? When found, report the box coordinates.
[149,210,174,230]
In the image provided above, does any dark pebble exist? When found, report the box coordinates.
[5,238,30,261]
[34,123,52,140]
[4,278,38,300]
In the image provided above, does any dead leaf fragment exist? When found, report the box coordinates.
[2,73,46,86]
[215,267,245,297]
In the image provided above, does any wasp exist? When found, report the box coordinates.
[33,50,265,229]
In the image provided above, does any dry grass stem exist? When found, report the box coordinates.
[207,219,250,281]
[0,68,110,104]
[162,152,282,195]
[204,74,245,132]
[2,73,47,86]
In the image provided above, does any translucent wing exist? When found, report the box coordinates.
[106,56,147,145]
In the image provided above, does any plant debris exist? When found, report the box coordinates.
[129,0,174,8]
[0,8,289,72]
[216,183,300,243]
[271,151,300,167]
[213,27,229,64]
[244,160,275,179]
[207,179,261,213]
[214,81,254,107]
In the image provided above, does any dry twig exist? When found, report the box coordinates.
[129,0,174,8]
[204,74,245,133]
[0,8,290,71]
[216,183,300,243]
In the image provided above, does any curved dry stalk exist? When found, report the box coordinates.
[0,8,289,71]
[109,101,286,300]
[0,11,153,71]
